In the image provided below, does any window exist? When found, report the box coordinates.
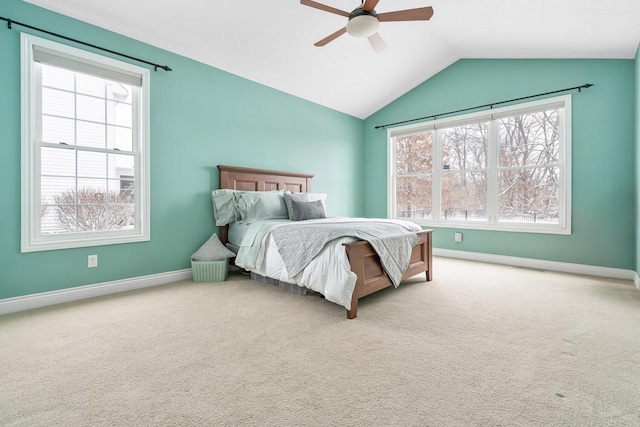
[388,96,571,234]
[21,33,150,252]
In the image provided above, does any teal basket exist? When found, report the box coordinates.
[191,259,229,282]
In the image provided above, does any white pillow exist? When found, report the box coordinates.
[211,189,240,226]
[191,233,236,261]
[237,190,288,223]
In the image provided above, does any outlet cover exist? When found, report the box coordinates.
[88,255,98,268]
[454,232,463,242]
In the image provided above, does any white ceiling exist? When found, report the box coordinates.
[23,0,640,119]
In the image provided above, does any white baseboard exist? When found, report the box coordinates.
[433,248,638,282]
[0,269,193,316]
[2,251,637,316]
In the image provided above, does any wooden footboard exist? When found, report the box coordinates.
[343,229,433,319]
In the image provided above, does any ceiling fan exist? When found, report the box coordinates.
[300,0,434,53]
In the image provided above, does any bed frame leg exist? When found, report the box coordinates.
[347,299,358,319]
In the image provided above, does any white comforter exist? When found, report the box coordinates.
[233,218,421,310]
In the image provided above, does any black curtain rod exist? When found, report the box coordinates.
[375,83,594,129]
[1,16,172,72]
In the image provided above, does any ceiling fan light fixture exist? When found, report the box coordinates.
[346,14,379,38]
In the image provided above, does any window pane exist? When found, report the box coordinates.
[42,65,74,91]
[108,153,135,179]
[107,125,133,151]
[441,123,487,171]
[441,172,487,221]
[107,100,132,127]
[42,176,75,205]
[78,151,107,178]
[42,115,74,144]
[395,175,432,219]
[77,120,105,148]
[77,178,107,195]
[499,109,560,167]
[108,204,135,230]
[77,204,107,231]
[394,131,432,174]
[75,183,107,232]
[41,206,74,234]
[498,167,560,224]
[46,186,79,233]
[76,73,105,97]
[107,81,132,103]
[42,87,75,118]
[76,94,105,122]
[42,147,75,177]
[108,178,134,201]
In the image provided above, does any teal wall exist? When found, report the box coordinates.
[0,0,364,299]
[363,59,636,269]
[636,45,640,276]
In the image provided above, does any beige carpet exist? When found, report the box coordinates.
[1,257,640,426]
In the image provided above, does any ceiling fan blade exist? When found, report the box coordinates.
[314,27,347,46]
[368,32,387,53]
[362,0,380,12]
[377,7,434,22]
[300,0,350,18]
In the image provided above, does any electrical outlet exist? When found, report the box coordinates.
[454,232,463,242]
[88,254,98,268]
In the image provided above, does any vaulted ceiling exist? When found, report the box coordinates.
[24,0,640,119]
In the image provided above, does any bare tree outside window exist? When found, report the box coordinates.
[394,131,433,219]
[498,109,560,223]
[440,123,488,221]
[50,187,135,232]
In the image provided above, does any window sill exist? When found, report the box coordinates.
[398,218,571,235]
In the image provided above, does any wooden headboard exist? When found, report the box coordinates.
[217,165,314,245]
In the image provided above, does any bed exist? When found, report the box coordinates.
[216,165,433,319]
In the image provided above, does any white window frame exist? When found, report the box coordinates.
[387,95,572,235]
[21,33,151,252]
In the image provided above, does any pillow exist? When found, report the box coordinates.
[283,192,327,220]
[211,189,240,226]
[289,199,327,221]
[191,233,236,261]
[236,191,288,223]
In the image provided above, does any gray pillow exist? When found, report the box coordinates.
[289,199,327,221]
[191,233,236,261]
[283,192,327,220]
